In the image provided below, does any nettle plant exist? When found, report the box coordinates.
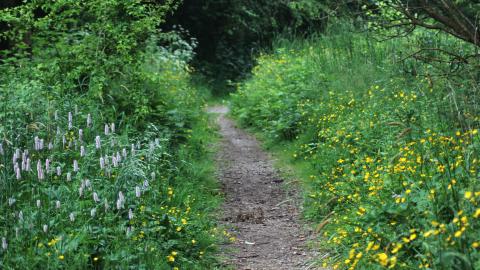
[0,105,183,268]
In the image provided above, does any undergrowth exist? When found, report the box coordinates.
[0,2,223,269]
[231,23,480,269]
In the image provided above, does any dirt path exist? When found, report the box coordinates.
[208,105,320,270]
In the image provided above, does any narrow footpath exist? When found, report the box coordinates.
[207,105,321,270]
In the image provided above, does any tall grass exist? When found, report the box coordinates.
[231,22,480,269]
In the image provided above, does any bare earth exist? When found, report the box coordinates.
[208,105,320,270]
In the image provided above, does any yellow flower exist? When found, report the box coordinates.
[191,239,196,244]
[474,209,480,218]
[391,243,402,254]
[377,253,388,266]
[58,255,65,260]
[167,255,175,262]
[454,230,462,238]
[465,191,473,199]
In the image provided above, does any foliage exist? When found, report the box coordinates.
[364,0,480,47]
[0,0,224,269]
[165,0,340,94]
[0,0,184,128]
[231,23,480,269]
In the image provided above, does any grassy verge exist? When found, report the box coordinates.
[230,22,480,269]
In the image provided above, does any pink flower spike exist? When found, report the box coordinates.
[87,114,92,128]
[73,160,79,172]
[95,136,101,149]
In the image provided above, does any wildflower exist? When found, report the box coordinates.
[69,212,75,222]
[377,253,388,266]
[143,180,149,188]
[79,186,84,197]
[68,112,73,130]
[116,192,125,209]
[104,124,109,135]
[95,136,101,149]
[80,145,85,157]
[56,166,61,176]
[135,186,141,198]
[18,211,23,222]
[45,159,50,172]
[73,160,79,172]
[25,158,31,171]
[112,156,118,167]
[90,208,96,217]
[131,144,136,156]
[2,237,7,250]
[99,157,105,169]
[54,110,58,121]
[78,129,83,141]
[36,199,41,208]
[48,142,53,150]
[474,209,480,218]
[15,148,21,159]
[465,191,473,199]
[43,224,48,233]
[0,143,3,155]
[116,151,121,163]
[85,114,92,128]
[128,209,134,220]
[58,255,64,260]
[110,123,115,133]
[15,167,21,180]
[56,200,61,209]
[62,135,66,148]
[34,137,40,151]
[93,192,100,203]
[151,172,155,181]
[67,172,71,181]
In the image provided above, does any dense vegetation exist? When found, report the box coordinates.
[164,0,345,93]
[2,0,480,269]
[231,16,480,270]
[0,1,221,269]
